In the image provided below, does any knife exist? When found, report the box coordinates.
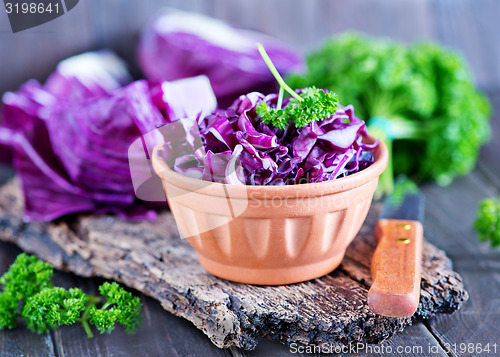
[368,192,424,318]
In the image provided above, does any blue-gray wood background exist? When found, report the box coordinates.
[1,2,500,355]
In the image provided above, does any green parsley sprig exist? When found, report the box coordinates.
[255,43,340,130]
[0,253,142,338]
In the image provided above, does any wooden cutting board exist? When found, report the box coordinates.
[0,178,468,350]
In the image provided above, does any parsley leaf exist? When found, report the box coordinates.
[256,87,340,129]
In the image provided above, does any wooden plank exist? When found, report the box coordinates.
[238,322,444,356]
[0,179,467,351]
[2,0,500,96]
[57,275,232,357]
[210,0,434,53]
[0,0,96,93]
[50,293,232,357]
[477,90,500,189]
[0,161,232,357]
[356,323,447,357]
[0,165,13,186]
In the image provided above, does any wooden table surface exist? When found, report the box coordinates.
[1,1,500,355]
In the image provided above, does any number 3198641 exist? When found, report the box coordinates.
[5,2,60,14]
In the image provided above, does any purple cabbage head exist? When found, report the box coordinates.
[0,51,216,221]
[137,10,304,107]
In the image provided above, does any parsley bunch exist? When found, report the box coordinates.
[0,253,142,338]
[288,33,491,194]
[255,44,340,130]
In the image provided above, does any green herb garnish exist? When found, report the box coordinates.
[288,33,491,195]
[474,196,500,247]
[0,253,142,337]
[255,43,340,130]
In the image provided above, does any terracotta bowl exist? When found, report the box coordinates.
[152,137,388,285]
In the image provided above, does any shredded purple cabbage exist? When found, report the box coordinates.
[164,92,377,185]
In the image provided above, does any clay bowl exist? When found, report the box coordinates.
[152,137,388,285]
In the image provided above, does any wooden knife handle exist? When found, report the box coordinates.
[367,219,423,317]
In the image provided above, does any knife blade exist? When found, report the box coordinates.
[367,192,424,317]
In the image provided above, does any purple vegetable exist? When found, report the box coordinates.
[44,50,132,101]
[161,92,377,186]
[150,75,216,124]
[137,10,304,107]
[0,51,216,221]
[45,80,164,194]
